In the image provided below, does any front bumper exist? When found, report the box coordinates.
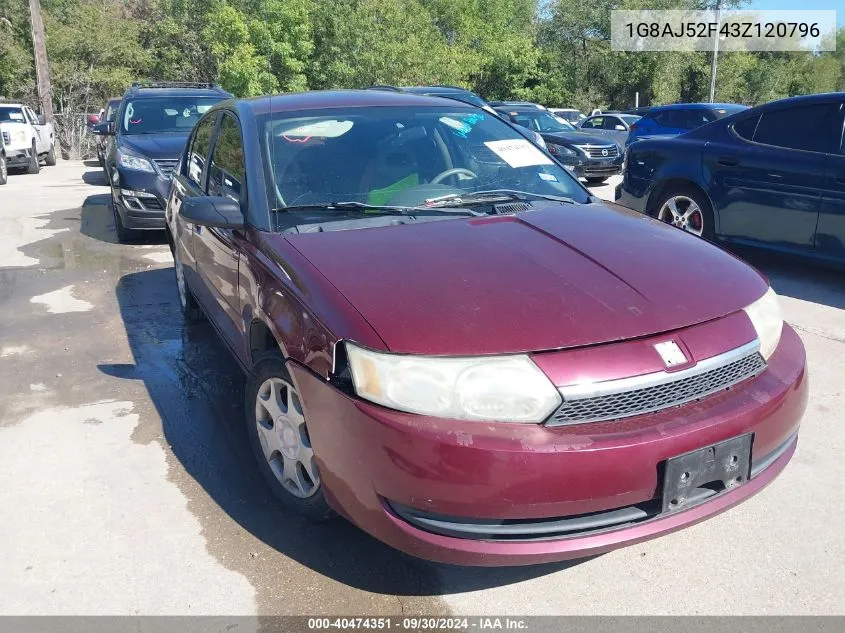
[5,146,32,166]
[557,154,623,179]
[110,166,172,230]
[291,323,807,566]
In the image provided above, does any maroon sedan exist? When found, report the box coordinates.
[165,90,807,566]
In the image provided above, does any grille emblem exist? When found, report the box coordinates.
[654,341,687,367]
[601,148,609,156]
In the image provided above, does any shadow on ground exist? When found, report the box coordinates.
[102,267,581,598]
[82,168,109,186]
[729,247,845,311]
[80,193,167,246]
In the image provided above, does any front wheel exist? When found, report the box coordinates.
[112,195,135,243]
[245,351,335,522]
[45,142,57,166]
[654,186,715,240]
[27,141,40,174]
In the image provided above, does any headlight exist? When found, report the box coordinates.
[532,131,547,149]
[548,143,576,157]
[742,287,783,360]
[117,148,155,173]
[344,342,562,423]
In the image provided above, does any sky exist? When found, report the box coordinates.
[746,0,843,26]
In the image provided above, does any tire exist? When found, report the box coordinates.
[26,141,40,174]
[112,195,134,243]
[0,153,7,185]
[173,240,203,323]
[652,185,715,241]
[586,176,607,184]
[45,142,56,166]
[245,350,335,523]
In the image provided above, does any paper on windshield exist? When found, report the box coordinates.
[484,139,553,168]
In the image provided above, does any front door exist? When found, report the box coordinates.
[193,112,248,361]
[705,101,842,251]
[817,102,845,259]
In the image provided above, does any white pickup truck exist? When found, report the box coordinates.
[0,103,56,182]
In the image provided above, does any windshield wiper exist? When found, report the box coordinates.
[422,189,579,208]
[274,201,485,216]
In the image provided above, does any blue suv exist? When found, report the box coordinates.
[625,103,747,148]
[94,82,232,242]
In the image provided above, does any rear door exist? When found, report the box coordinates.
[193,111,249,361]
[704,101,840,250]
[817,101,845,260]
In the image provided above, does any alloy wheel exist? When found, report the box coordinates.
[657,195,705,237]
[254,377,320,499]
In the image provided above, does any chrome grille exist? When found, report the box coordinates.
[549,344,766,426]
[576,145,619,159]
[153,159,178,177]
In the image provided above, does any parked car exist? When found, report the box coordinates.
[495,105,623,183]
[625,103,748,148]
[93,82,232,242]
[616,92,845,266]
[489,100,547,110]
[96,97,122,167]
[578,113,641,146]
[368,86,548,149]
[548,107,586,124]
[165,89,806,566]
[0,102,56,174]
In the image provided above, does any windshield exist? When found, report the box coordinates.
[557,110,585,123]
[0,107,26,123]
[509,110,575,133]
[259,106,587,229]
[121,96,224,134]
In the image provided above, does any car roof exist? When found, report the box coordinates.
[650,102,742,111]
[400,85,477,95]
[0,103,24,108]
[123,82,232,100]
[243,89,477,116]
[493,106,551,115]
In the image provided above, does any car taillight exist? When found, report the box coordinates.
[629,123,638,132]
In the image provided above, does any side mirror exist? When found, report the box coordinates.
[615,124,626,131]
[181,196,244,229]
[87,114,101,127]
[92,122,113,136]
[37,114,47,125]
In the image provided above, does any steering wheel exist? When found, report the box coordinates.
[431,168,478,185]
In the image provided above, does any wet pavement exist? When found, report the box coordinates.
[1,162,844,615]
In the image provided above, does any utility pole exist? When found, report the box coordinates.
[708,0,722,103]
[28,0,54,121]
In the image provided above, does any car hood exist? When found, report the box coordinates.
[118,133,190,160]
[541,130,612,146]
[280,202,768,355]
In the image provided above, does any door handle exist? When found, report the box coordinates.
[717,158,738,167]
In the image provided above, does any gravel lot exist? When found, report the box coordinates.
[1,163,843,616]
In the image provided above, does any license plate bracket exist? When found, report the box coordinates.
[662,434,752,513]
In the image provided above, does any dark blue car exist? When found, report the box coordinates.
[95,82,232,242]
[625,103,748,148]
[615,92,845,267]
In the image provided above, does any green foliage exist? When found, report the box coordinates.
[1,0,843,116]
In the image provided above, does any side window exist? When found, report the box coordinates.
[732,115,760,141]
[680,110,709,130]
[208,114,245,205]
[25,107,38,125]
[603,116,623,130]
[752,103,844,153]
[583,117,603,129]
[187,115,216,188]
